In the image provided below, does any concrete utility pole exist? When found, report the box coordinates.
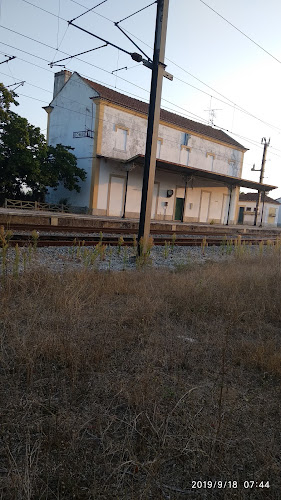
[253,137,270,226]
[138,0,170,254]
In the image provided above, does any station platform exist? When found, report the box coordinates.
[0,207,280,236]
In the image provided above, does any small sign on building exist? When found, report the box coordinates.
[73,130,94,139]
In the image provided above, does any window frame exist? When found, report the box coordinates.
[114,124,129,152]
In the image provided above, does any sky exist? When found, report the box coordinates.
[1,0,281,197]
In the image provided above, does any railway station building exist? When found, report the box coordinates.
[44,70,276,224]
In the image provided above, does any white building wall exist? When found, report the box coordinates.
[100,105,243,178]
[46,73,98,208]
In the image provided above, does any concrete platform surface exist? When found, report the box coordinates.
[0,207,281,235]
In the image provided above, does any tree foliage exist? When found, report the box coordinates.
[0,84,86,204]
[0,82,18,125]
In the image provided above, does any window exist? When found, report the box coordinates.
[115,125,129,151]
[207,153,215,171]
[182,132,190,146]
[246,207,251,212]
[156,138,163,158]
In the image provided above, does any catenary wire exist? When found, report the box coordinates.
[115,1,157,25]
[1,36,280,161]
[69,0,108,24]
[66,0,281,134]
[198,0,281,65]
[2,11,281,159]
[0,30,211,124]
[0,40,279,162]
[18,0,281,133]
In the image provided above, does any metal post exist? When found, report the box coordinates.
[254,138,270,225]
[226,186,233,225]
[259,191,266,227]
[122,169,129,218]
[138,0,170,254]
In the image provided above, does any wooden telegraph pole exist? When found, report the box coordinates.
[138,0,170,254]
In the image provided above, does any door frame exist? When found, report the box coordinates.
[107,174,126,217]
[198,190,211,223]
[238,205,245,224]
[173,184,185,220]
[151,182,160,219]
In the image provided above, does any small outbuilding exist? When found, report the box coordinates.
[238,192,280,226]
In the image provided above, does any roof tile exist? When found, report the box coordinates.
[239,193,280,204]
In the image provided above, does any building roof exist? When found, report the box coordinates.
[81,75,247,151]
[239,193,280,204]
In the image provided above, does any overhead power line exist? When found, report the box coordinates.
[2,19,279,140]
[20,0,148,64]
[117,27,281,133]
[69,0,108,24]
[3,5,281,157]
[49,44,108,68]
[198,0,281,65]
[66,0,281,134]
[1,26,280,149]
[115,1,157,24]
[18,0,281,133]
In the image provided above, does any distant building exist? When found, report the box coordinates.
[44,70,276,224]
[238,192,280,226]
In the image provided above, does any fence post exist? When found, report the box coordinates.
[4,199,7,209]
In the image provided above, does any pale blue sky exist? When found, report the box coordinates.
[1,0,281,196]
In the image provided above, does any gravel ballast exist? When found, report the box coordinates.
[2,243,264,274]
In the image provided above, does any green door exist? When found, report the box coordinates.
[175,198,184,221]
[238,206,244,224]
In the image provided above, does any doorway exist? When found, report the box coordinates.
[238,206,244,224]
[199,191,211,222]
[107,175,125,217]
[175,198,184,220]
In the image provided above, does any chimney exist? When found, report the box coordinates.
[53,70,72,98]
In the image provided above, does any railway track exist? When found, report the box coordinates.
[2,222,280,247]
[7,234,280,247]
[2,222,233,236]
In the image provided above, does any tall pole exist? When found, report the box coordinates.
[254,137,270,226]
[138,0,169,253]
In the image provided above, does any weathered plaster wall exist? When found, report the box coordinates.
[97,158,236,223]
[46,73,97,207]
[100,105,244,178]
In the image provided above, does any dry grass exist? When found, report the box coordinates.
[0,254,281,499]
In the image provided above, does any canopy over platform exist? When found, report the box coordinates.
[97,154,277,192]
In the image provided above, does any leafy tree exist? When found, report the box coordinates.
[0,84,86,204]
[41,143,86,194]
[0,82,18,125]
